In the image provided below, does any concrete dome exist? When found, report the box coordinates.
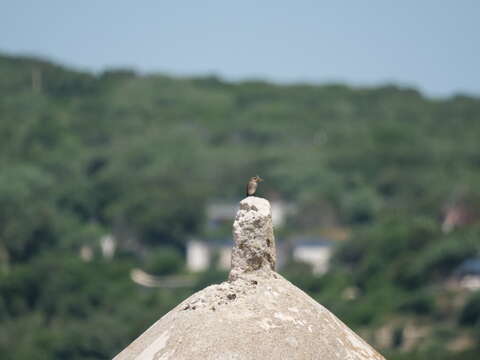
[114,197,385,360]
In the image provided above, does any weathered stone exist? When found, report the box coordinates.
[229,197,276,281]
[114,196,385,360]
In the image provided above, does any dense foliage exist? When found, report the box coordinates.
[1,53,480,359]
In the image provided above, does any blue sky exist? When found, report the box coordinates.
[1,1,479,97]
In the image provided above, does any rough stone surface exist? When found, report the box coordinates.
[229,197,276,281]
[114,196,385,360]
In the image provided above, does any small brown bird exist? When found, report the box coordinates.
[246,175,263,197]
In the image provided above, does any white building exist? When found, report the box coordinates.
[292,238,333,275]
[186,240,211,272]
[186,239,232,272]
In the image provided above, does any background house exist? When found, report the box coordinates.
[186,239,232,271]
[451,258,480,291]
[187,236,334,275]
[290,236,334,275]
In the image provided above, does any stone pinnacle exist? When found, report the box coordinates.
[229,196,276,281]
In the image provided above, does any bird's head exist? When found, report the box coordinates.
[252,175,263,182]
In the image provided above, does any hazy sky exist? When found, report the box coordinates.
[1,1,479,97]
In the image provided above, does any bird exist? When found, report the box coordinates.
[246,175,263,197]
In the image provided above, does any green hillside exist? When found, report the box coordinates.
[1,53,480,359]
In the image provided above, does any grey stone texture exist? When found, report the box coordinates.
[229,197,276,281]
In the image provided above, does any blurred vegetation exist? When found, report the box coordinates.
[1,53,480,358]
[145,247,184,276]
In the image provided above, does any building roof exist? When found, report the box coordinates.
[115,197,384,360]
[290,235,333,247]
[114,274,385,360]
[456,258,480,276]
